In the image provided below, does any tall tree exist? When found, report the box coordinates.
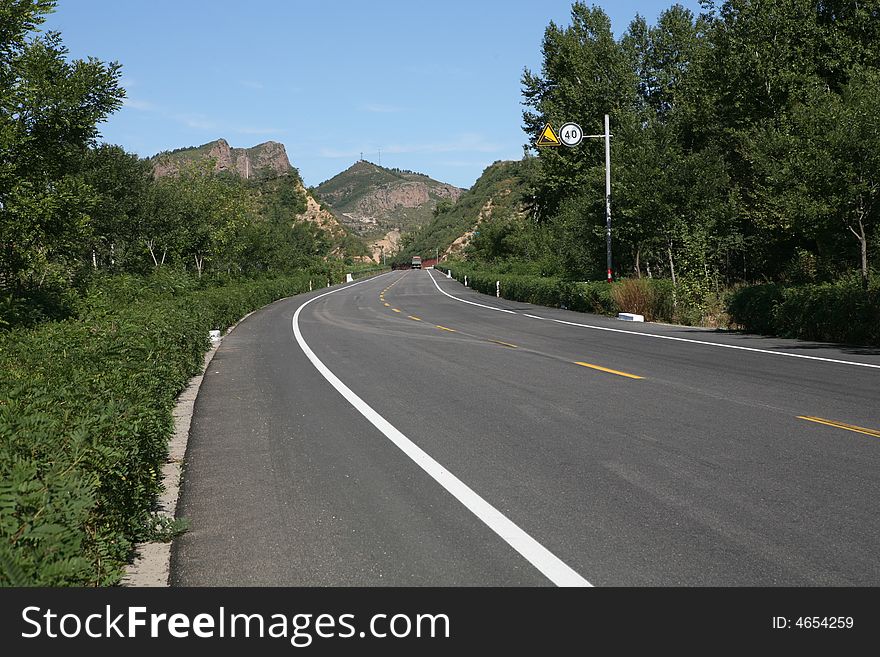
[0,0,124,292]
[79,145,152,272]
[522,3,637,218]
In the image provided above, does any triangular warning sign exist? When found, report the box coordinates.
[536,123,561,147]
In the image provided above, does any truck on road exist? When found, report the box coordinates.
[411,256,422,269]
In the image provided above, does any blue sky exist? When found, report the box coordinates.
[43,1,702,189]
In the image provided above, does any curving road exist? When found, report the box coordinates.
[171,269,880,586]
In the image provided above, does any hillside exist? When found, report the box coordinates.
[313,160,463,257]
[152,138,293,180]
[150,140,369,260]
[396,158,538,263]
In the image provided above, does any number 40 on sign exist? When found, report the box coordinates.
[559,122,583,147]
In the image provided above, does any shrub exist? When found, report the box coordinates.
[774,279,880,344]
[0,272,314,585]
[726,278,880,345]
[439,262,620,316]
[726,284,784,334]
[611,279,656,319]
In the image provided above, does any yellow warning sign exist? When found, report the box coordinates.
[536,123,561,147]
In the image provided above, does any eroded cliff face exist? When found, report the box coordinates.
[152,139,292,179]
[444,198,495,259]
[351,181,461,216]
[150,139,356,254]
[314,160,464,238]
[294,181,346,238]
[368,229,402,262]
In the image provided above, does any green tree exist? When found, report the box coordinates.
[522,3,638,218]
[749,67,880,289]
[165,161,253,277]
[79,144,152,272]
[0,0,124,294]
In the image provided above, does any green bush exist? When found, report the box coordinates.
[727,278,880,345]
[726,284,785,334]
[438,262,667,319]
[0,272,313,585]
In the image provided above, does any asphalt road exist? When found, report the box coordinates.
[171,269,880,586]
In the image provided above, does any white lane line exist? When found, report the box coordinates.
[426,269,516,314]
[532,315,880,370]
[440,285,880,371]
[293,280,591,587]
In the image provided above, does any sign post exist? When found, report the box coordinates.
[603,114,612,283]
[536,115,613,282]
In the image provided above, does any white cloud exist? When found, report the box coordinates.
[123,98,156,111]
[316,134,501,159]
[318,147,362,158]
[235,126,286,136]
[120,97,282,145]
[360,103,404,113]
[384,134,501,154]
[437,159,489,168]
[176,114,220,131]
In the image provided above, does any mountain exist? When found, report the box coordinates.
[396,159,537,263]
[151,138,292,180]
[313,160,464,258]
[149,139,365,257]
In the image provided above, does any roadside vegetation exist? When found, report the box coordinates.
[394,159,539,267]
[0,1,380,585]
[422,2,879,344]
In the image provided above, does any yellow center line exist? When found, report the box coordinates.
[575,361,644,380]
[408,316,422,321]
[435,325,456,332]
[798,416,880,439]
[489,339,518,349]
[384,303,390,307]
[392,308,401,313]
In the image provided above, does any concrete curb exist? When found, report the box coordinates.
[121,311,254,587]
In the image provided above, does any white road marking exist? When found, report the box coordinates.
[292,275,591,587]
[435,277,880,371]
[533,316,880,370]
[426,269,516,314]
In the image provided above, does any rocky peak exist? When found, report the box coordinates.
[314,160,464,238]
[151,139,292,179]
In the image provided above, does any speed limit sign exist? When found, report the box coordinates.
[559,122,583,147]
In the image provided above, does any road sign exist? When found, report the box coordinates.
[559,122,583,147]
[536,123,561,147]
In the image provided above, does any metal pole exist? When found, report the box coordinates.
[604,114,612,283]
